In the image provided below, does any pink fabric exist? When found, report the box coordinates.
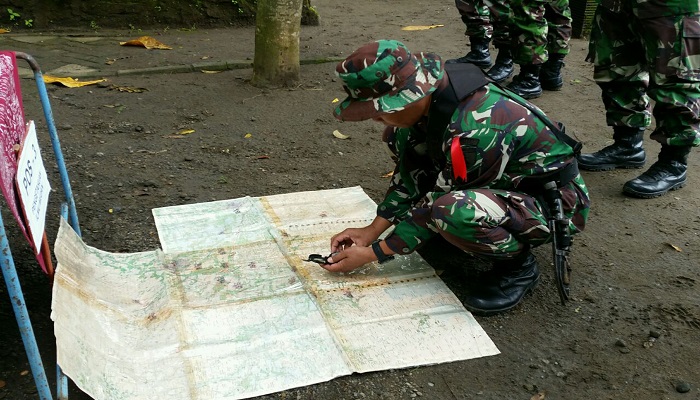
[0,51,47,272]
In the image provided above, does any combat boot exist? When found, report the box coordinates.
[486,47,513,83]
[622,145,691,198]
[462,252,540,316]
[446,37,492,68]
[506,64,542,99]
[577,127,646,171]
[540,53,566,91]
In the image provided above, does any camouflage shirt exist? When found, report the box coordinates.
[598,0,700,18]
[378,84,590,254]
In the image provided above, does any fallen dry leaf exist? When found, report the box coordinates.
[119,36,172,50]
[175,129,195,135]
[665,243,683,252]
[135,149,167,155]
[201,70,222,74]
[381,171,394,178]
[43,75,106,88]
[530,391,546,400]
[108,85,148,93]
[0,379,5,388]
[244,133,252,138]
[20,370,29,376]
[332,130,349,139]
[105,58,116,65]
[401,24,444,31]
[0,28,10,34]
[331,97,340,104]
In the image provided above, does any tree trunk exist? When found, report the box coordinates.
[252,0,303,87]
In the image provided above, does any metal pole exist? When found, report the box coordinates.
[57,205,71,400]
[0,211,53,400]
[15,52,81,236]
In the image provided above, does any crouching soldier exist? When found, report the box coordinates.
[322,40,590,315]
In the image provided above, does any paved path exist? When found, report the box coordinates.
[3,27,343,79]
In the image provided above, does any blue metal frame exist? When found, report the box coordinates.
[0,52,82,400]
[0,217,53,399]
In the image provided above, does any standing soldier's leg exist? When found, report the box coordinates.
[485,0,515,82]
[540,0,572,90]
[577,4,650,172]
[449,0,494,67]
[623,13,700,198]
[507,0,548,98]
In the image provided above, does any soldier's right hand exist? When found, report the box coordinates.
[330,227,377,253]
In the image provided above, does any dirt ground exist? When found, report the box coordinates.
[1,0,699,399]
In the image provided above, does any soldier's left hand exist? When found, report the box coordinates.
[321,246,375,273]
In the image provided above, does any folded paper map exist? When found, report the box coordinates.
[52,186,499,400]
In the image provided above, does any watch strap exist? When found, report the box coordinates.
[371,240,395,264]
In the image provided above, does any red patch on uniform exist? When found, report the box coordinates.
[451,138,468,182]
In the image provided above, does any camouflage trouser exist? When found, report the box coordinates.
[455,0,512,48]
[587,5,700,147]
[427,178,587,260]
[510,0,572,65]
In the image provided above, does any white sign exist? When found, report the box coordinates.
[16,120,51,253]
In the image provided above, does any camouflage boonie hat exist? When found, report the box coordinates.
[334,40,444,121]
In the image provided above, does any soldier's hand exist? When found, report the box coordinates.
[321,246,375,273]
[330,227,377,253]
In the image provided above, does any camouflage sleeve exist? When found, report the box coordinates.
[383,126,511,256]
[376,126,440,223]
[383,191,447,255]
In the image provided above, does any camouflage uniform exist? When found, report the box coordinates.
[455,0,512,48]
[587,0,700,147]
[334,40,587,313]
[375,82,590,260]
[456,0,492,40]
[510,0,572,65]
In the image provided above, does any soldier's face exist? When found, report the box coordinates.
[372,96,431,128]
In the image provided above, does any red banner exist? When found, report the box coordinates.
[0,51,47,273]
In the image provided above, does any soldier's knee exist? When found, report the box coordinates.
[430,191,481,229]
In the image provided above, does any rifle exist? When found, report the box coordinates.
[495,86,580,305]
[543,180,573,304]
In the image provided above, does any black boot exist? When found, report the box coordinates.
[540,53,566,91]
[486,47,513,83]
[463,252,540,316]
[622,145,691,198]
[446,37,492,68]
[506,64,542,99]
[577,127,646,171]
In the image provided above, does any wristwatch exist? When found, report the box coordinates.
[371,240,395,264]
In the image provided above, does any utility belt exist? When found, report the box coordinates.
[516,159,580,198]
